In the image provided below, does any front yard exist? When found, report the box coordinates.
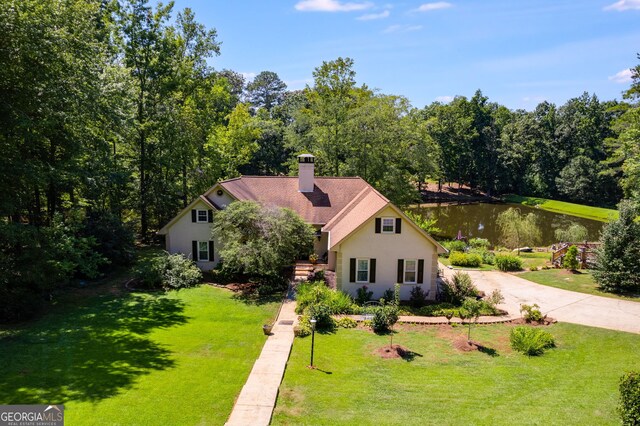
[273,323,640,425]
[0,284,278,425]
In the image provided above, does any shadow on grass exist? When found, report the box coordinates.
[399,349,423,362]
[476,343,499,357]
[0,292,187,404]
[231,291,284,306]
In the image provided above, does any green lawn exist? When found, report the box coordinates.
[503,194,618,222]
[0,284,278,425]
[518,269,640,301]
[273,324,639,425]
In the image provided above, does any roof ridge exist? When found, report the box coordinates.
[324,187,374,230]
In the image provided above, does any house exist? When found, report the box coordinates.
[158,154,447,300]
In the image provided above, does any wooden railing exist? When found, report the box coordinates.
[551,242,601,268]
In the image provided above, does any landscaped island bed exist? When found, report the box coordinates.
[273,323,638,425]
[504,194,618,222]
[0,285,278,425]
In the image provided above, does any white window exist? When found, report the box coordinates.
[356,259,369,283]
[382,217,395,233]
[404,259,417,284]
[198,241,209,261]
[197,210,208,223]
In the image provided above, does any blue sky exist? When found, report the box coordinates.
[171,0,640,110]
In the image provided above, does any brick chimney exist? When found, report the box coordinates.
[298,154,315,192]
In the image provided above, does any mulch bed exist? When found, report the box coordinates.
[374,344,413,359]
[511,317,557,326]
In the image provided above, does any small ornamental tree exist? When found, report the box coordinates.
[212,201,314,283]
[461,297,483,342]
[563,245,580,271]
[593,200,640,294]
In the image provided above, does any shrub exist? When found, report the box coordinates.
[295,281,332,314]
[469,238,491,249]
[619,371,640,425]
[83,210,135,267]
[520,303,544,322]
[135,252,202,290]
[449,252,482,267]
[409,286,428,308]
[254,273,288,295]
[304,303,334,329]
[355,285,373,305]
[294,317,312,337]
[336,317,358,328]
[163,253,203,290]
[510,326,555,356]
[369,304,399,332]
[381,289,395,304]
[328,291,356,314]
[470,248,495,265]
[495,254,523,271]
[441,239,467,256]
[563,245,580,271]
[440,271,478,305]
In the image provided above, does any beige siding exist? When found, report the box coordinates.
[338,206,437,301]
[208,187,235,208]
[165,200,218,271]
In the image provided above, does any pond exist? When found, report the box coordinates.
[413,202,605,246]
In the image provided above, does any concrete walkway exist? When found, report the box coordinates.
[225,297,297,426]
[441,265,640,334]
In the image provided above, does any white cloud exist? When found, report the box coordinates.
[241,72,256,81]
[357,10,390,20]
[295,0,373,12]
[603,0,640,11]
[435,96,453,103]
[415,2,453,12]
[383,24,423,33]
[609,68,633,83]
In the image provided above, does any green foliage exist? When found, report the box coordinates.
[336,317,358,328]
[495,254,523,271]
[510,326,555,356]
[295,281,357,315]
[355,285,373,305]
[305,303,334,329]
[449,252,482,267]
[212,200,314,279]
[440,272,478,305]
[404,210,442,234]
[441,240,467,255]
[619,371,640,425]
[461,297,483,340]
[563,245,580,271]
[469,238,491,249]
[381,289,395,304]
[520,304,544,323]
[594,200,640,293]
[409,286,429,308]
[554,223,589,243]
[470,248,495,265]
[368,304,399,333]
[135,252,202,291]
[496,208,541,252]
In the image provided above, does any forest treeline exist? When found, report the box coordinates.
[1,0,639,318]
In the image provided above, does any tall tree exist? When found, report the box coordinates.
[246,71,287,112]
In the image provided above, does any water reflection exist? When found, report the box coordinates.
[412,202,605,246]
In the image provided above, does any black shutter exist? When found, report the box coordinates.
[192,241,198,261]
[369,259,376,283]
[208,241,214,261]
[191,209,197,223]
[208,210,213,223]
[375,218,381,233]
[418,259,425,284]
[395,218,402,234]
[397,259,404,283]
[349,258,356,282]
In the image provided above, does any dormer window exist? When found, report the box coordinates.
[382,217,395,233]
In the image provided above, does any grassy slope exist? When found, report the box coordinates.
[0,285,278,425]
[518,269,639,301]
[273,324,639,425]
[503,194,618,222]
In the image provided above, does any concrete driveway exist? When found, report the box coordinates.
[440,265,640,334]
